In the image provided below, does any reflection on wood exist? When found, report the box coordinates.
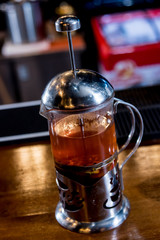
[0,141,160,239]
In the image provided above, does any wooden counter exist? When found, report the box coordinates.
[0,141,160,239]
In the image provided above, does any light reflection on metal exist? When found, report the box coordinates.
[55,196,130,233]
[55,164,130,233]
[40,69,114,113]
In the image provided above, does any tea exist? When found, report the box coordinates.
[50,114,117,167]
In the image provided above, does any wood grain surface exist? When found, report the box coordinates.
[0,141,160,240]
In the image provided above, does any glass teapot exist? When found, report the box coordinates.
[40,16,144,233]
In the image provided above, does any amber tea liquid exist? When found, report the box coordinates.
[50,114,117,184]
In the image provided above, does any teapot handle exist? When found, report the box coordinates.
[114,98,144,170]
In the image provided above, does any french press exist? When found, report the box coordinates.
[40,16,144,233]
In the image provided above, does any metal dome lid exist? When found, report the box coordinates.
[40,15,114,117]
[40,69,114,114]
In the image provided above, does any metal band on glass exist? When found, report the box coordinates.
[55,163,130,233]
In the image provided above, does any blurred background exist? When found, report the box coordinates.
[0,0,160,145]
[0,0,160,104]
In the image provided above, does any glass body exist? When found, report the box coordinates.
[40,91,143,232]
[48,99,118,185]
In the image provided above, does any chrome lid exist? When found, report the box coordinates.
[40,15,114,117]
[40,69,114,114]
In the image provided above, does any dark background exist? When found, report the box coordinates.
[0,0,160,70]
[0,0,160,144]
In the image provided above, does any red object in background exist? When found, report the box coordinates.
[91,9,160,90]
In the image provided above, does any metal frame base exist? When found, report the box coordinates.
[55,196,130,234]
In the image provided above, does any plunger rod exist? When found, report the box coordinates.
[67,31,76,75]
[55,16,80,76]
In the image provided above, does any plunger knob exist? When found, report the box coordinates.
[55,15,81,32]
[55,15,81,75]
